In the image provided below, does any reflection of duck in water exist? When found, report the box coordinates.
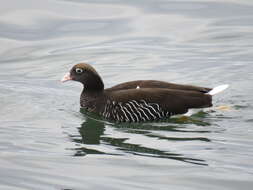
[71,117,209,165]
[71,117,105,156]
[62,63,228,122]
[78,117,105,145]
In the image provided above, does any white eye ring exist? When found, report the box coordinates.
[75,68,83,74]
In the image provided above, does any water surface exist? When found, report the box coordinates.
[0,0,253,189]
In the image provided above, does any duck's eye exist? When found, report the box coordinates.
[75,68,83,74]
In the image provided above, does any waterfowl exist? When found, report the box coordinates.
[61,63,228,122]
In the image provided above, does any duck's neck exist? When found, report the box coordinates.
[80,74,104,109]
[83,72,104,92]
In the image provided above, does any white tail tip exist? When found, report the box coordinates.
[208,84,229,96]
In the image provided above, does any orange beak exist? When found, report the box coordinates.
[61,72,72,82]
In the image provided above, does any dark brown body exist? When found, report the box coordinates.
[81,80,212,122]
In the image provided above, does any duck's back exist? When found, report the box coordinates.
[106,80,212,93]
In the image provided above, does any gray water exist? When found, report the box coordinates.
[1,0,253,189]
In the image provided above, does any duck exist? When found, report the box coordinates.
[61,63,228,122]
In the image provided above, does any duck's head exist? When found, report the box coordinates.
[61,63,104,91]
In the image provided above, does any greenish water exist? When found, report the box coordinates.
[0,0,253,189]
